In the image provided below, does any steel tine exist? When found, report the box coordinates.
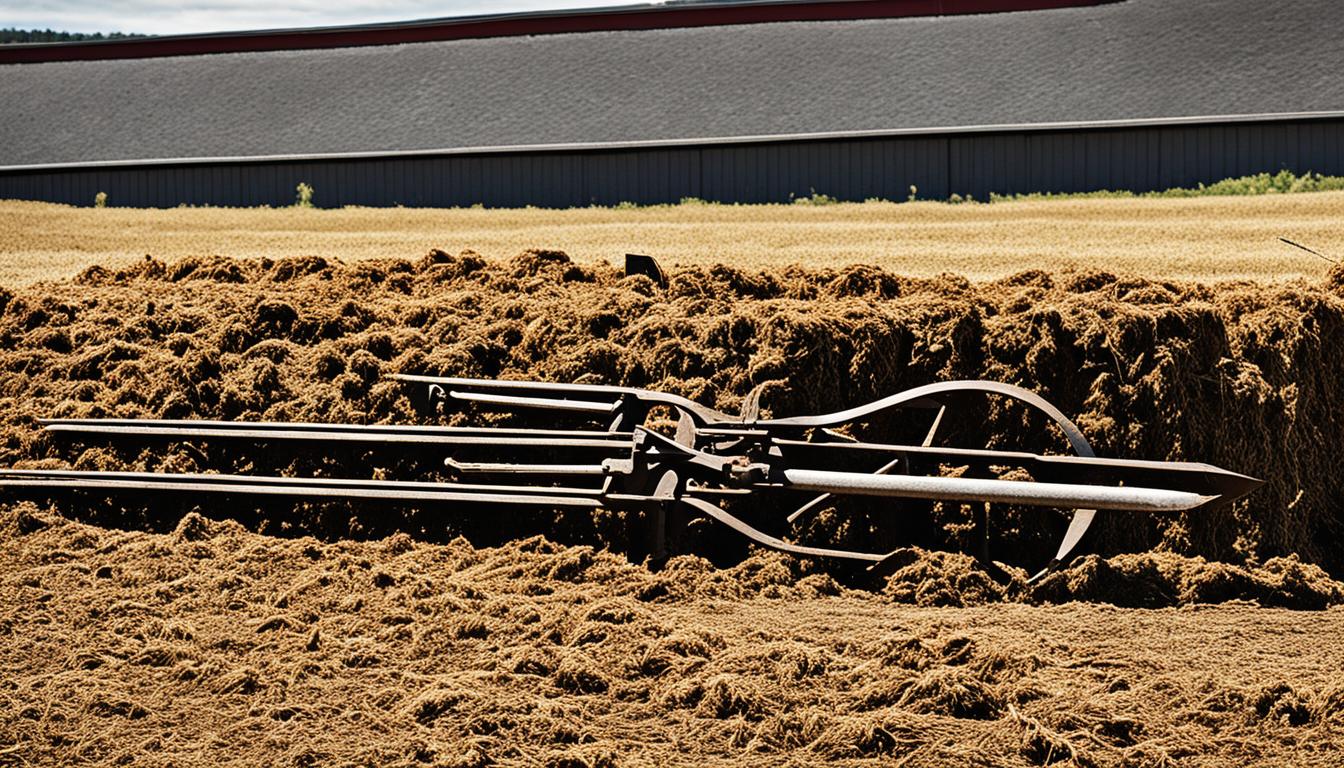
[40,418,634,440]
[1027,509,1097,584]
[738,384,764,421]
[41,421,633,449]
[782,469,1215,512]
[0,469,605,506]
[444,458,612,476]
[922,405,946,447]
[394,374,735,424]
[449,390,620,414]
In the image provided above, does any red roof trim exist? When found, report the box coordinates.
[0,0,1121,65]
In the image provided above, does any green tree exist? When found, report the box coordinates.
[0,28,146,44]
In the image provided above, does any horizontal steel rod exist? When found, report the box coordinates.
[773,439,1261,498]
[0,478,600,505]
[776,439,1212,472]
[41,418,633,439]
[450,390,619,414]
[394,374,734,424]
[44,425,628,449]
[445,459,610,475]
[781,469,1216,513]
[397,373,636,397]
[40,419,632,449]
[0,469,605,505]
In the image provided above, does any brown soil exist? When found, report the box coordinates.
[4,503,1344,767]
[3,254,1344,765]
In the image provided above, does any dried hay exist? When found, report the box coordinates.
[1,253,1342,579]
[4,502,1344,764]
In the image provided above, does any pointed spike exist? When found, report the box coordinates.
[1207,469,1263,505]
[921,405,946,447]
[739,384,764,422]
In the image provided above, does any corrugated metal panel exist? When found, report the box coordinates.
[2,118,1342,208]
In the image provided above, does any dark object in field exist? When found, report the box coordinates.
[624,253,668,288]
[0,376,1259,581]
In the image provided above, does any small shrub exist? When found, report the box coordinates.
[94,191,108,208]
[294,182,314,208]
[792,188,839,205]
[988,170,1344,203]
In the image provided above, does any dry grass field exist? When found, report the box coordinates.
[3,191,1343,286]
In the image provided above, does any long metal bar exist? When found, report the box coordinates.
[773,439,1260,498]
[445,459,611,475]
[0,469,603,506]
[41,418,632,439]
[395,373,636,398]
[394,374,733,424]
[41,419,633,449]
[450,391,620,414]
[0,469,604,495]
[781,469,1215,513]
[44,425,628,449]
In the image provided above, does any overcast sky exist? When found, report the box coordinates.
[1,0,642,35]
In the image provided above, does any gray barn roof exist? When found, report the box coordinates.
[3,0,1342,169]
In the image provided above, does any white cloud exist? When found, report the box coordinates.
[0,0,640,35]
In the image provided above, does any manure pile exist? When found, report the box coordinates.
[2,251,1343,571]
[5,504,1344,767]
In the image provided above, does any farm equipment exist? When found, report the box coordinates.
[0,376,1259,581]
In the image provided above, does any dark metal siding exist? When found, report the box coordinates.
[3,117,1342,208]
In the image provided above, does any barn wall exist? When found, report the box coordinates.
[2,118,1342,208]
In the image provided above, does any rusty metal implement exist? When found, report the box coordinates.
[0,376,1260,581]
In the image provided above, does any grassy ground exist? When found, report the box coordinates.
[3,191,1342,287]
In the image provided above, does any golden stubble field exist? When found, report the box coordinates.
[2,191,1343,286]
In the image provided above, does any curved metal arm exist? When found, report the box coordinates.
[680,496,889,564]
[759,380,1099,581]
